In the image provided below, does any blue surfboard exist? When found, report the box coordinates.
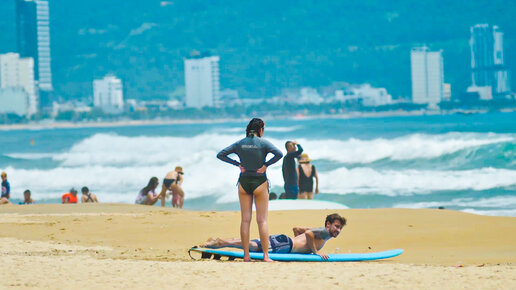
[190,248,403,262]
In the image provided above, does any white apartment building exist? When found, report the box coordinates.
[352,84,393,107]
[411,47,444,105]
[0,88,29,116]
[184,55,220,108]
[93,75,124,113]
[0,52,37,115]
[298,87,323,104]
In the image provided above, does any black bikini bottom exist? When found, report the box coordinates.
[239,176,268,195]
[163,178,176,188]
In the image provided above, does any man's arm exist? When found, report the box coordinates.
[305,229,329,260]
[292,227,310,237]
[293,144,303,157]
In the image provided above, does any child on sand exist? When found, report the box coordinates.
[22,190,34,204]
[1,172,11,204]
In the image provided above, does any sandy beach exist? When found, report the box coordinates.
[0,204,515,289]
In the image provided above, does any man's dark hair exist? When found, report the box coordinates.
[24,189,31,195]
[269,192,277,200]
[246,118,265,137]
[284,141,292,150]
[81,186,89,193]
[325,213,346,227]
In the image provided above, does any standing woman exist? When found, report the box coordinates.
[217,118,283,262]
[297,153,319,199]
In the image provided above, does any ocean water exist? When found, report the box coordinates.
[1,112,515,216]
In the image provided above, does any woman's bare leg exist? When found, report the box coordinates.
[298,192,307,199]
[202,237,260,251]
[160,194,166,207]
[238,184,253,262]
[254,182,272,262]
[307,192,314,200]
[179,196,184,208]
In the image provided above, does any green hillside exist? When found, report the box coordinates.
[0,0,514,101]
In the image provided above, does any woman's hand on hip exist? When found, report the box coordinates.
[256,165,267,174]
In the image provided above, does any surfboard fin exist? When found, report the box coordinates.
[201,252,213,259]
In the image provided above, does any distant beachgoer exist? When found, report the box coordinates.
[1,172,10,200]
[202,213,346,260]
[159,166,185,208]
[0,172,10,205]
[269,192,278,200]
[62,188,78,204]
[282,141,303,199]
[81,186,98,203]
[217,118,283,262]
[135,177,164,206]
[297,153,319,199]
[22,189,34,204]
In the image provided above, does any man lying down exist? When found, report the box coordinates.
[201,213,346,260]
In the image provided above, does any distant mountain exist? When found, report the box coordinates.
[0,0,515,101]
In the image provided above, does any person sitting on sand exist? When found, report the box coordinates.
[159,166,185,208]
[81,186,98,203]
[1,172,11,205]
[22,189,34,204]
[62,188,78,204]
[135,177,164,206]
[201,213,346,260]
[269,192,278,200]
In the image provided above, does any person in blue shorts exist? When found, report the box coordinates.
[282,141,303,199]
[201,213,346,260]
[217,118,283,262]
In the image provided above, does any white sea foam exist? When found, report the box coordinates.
[11,131,513,167]
[319,167,516,196]
[3,132,515,207]
[393,196,516,209]
[5,165,516,204]
[295,132,513,164]
[461,208,516,217]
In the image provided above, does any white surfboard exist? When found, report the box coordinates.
[264,199,349,211]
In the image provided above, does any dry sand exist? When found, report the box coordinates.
[0,204,515,289]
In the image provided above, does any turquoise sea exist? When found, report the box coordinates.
[1,112,515,216]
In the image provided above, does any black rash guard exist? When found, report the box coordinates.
[217,135,283,177]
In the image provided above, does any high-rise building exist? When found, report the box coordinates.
[0,53,37,115]
[411,47,444,105]
[93,75,124,113]
[184,54,220,108]
[16,0,53,92]
[469,24,510,98]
